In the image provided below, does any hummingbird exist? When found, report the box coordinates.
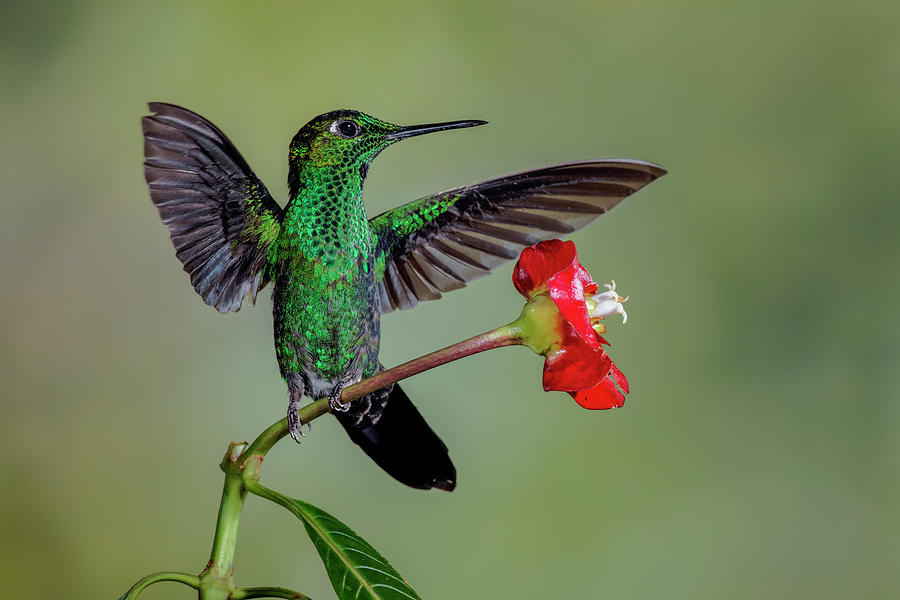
[142,103,665,491]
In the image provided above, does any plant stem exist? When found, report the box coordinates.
[231,586,311,599]
[243,322,522,458]
[117,571,199,599]
[197,442,249,599]
[343,322,522,400]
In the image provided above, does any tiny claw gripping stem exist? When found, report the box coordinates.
[328,387,350,413]
[287,395,309,443]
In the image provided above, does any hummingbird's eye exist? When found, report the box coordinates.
[332,120,362,139]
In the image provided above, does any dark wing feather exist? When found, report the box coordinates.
[370,160,665,314]
[142,102,283,313]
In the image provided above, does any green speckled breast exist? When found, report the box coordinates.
[272,176,381,397]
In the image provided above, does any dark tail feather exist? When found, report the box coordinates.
[338,384,456,491]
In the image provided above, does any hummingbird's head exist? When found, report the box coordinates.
[288,110,486,190]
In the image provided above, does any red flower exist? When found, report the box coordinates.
[513,240,630,409]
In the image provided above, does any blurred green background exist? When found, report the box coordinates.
[2,0,898,598]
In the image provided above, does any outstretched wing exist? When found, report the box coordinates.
[142,102,283,313]
[370,160,665,314]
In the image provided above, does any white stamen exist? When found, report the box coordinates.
[589,281,629,324]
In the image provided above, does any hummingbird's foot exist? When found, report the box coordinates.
[288,395,310,443]
[328,387,350,413]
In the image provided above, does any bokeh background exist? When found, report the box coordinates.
[2,0,898,598]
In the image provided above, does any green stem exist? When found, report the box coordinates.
[198,442,250,599]
[117,571,199,599]
[242,480,296,519]
[231,586,311,599]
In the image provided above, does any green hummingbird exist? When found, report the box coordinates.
[142,103,665,491]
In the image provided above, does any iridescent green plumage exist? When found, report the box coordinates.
[142,103,666,490]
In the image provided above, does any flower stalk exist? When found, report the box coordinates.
[242,322,524,458]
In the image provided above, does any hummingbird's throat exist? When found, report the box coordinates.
[283,169,374,259]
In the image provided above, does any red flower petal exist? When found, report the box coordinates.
[609,361,629,394]
[543,326,612,392]
[512,239,577,298]
[548,259,599,350]
[569,377,626,410]
[512,239,631,410]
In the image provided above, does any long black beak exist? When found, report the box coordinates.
[387,119,488,140]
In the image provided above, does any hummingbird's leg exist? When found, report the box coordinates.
[287,379,309,443]
[328,386,351,413]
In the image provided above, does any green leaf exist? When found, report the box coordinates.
[249,483,423,600]
[294,499,422,600]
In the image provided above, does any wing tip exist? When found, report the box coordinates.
[582,158,667,179]
[632,159,667,179]
[147,101,188,116]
